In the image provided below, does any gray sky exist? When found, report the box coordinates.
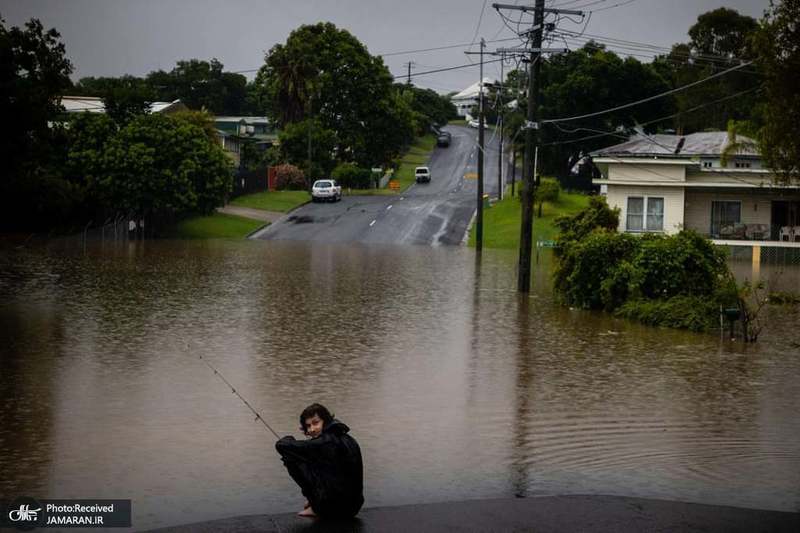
[0,0,769,94]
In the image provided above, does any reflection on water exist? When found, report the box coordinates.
[1,240,799,530]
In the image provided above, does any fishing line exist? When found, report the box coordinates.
[197,353,281,439]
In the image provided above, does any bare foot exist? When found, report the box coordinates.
[297,507,317,517]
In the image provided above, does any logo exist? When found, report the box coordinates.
[9,504,41,522]
[5,497,44,531]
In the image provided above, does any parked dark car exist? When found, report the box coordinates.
[437,131,452,147]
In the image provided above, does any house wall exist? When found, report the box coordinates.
[606,184,685,235]
[608,163,685,183]
[684,191,773,234]
[685,171,772,186]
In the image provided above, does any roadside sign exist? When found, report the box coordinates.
[389,180,400,191]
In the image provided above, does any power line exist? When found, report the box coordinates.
[539,86,762,146]
[380,36,521,57]
[541,60,753,124]
[394,58,505,79]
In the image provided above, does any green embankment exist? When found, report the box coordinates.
[468,188,590,249]
[230,190,310,212]
[392,134,437,192]
[166,212,264,239]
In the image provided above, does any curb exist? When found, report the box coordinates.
[247,200,311,240]
[461,209,477,246]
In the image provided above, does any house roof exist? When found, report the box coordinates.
[213,116,271,125]
[61,96,187,114]
[594,131,760,158]
[451,78,496,101]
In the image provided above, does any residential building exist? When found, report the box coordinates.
[592,132,800,245]
[60,96,187,115]
[451,78,496,119]
[212,116,277,168]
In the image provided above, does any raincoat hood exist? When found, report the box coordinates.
[323,419,350,436]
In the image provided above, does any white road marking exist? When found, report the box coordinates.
[369,220,376,227]
[400,197,405,200]
[386,205,392,210]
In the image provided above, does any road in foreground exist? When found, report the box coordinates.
[147,495,800,533]
[254,125,502,245]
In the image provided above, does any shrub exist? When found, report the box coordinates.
[615,296,721,332]
[554,229,639,309]
[535,179,560,217]
[554,195,620,251]
[631,231,729,299]
[552,199,742,332]
[273,163,306,190]
[331,162,372,189]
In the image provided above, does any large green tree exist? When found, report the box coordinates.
[86,113,232,220]
[146,58,248,115]
[514,43,674,176]
[653,8,759,134]
[0,17,75,230]
[752,0,800,183]
[256,22,414,168]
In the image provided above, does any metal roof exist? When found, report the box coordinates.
[451,78,497,101]
[593,131,760,158]
[61,96,186,114]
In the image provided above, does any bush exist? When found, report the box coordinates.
[552,199,741,332]
[631,231,729,299]
[273,163,306,190]
[331,162,372,189]
[554,195,619,251]
[615,296,721,332]
[535,179,560,217]
[554,230,639,309]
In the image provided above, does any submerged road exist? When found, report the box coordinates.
[254,125,503,246]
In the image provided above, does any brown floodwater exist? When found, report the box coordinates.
[1,239,798,530]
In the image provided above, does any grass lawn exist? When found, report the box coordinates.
[392,134,437,192]
[448,118,468,127]
[230,190,310,213]
[468,186,590,249]
[166,212,265,239]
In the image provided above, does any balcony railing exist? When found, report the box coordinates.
[708,223,800,242]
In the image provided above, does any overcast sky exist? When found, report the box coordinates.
[0,0,769,94]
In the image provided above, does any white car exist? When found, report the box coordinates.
[415,166,431,183]
[468,119,480,128]
[311,179,342,202]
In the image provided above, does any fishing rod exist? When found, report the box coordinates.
[197,353,281,439]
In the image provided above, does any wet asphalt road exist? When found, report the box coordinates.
[254,125,503,246]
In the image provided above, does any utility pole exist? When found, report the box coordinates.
[477,38,486,252]
[307,92,313,185]
[511,145,516,196]
[492,3,582,291]
[406,61,413,85]
[497,57,504,201]
[465,41,488,251]
[518,0,544,293]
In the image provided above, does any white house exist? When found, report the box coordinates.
[592,132,800,245]
[61,96,188,115]
[451,77,496,119]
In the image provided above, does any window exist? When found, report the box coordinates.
[626,196,664,232]
[711,201,741,236]
[735,161,751,168]
[627,197,644,231]
[702,161,713,168]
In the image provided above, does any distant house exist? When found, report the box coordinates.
[592,132,800,245]
[212,116,277,168]
[451,77,496,119]
[60,96,188,115]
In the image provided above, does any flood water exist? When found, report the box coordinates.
[1,239,799,530]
